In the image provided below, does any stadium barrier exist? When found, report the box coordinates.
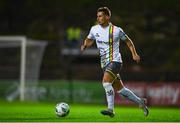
[0,80,179,106]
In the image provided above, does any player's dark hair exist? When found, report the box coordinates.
[97,7,111,17]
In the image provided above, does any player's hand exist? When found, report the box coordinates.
[80,45,86,52]
[133,54,140,63]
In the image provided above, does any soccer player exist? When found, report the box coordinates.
[81,7,149,117]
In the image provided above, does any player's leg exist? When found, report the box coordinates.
[101,62,118,117]
[115,79,143,105]
[101,71,115,117]
[113,76,149,116]
[112,74,124,92]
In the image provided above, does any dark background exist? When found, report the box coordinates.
[0,0,179,81]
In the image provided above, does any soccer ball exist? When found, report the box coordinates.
[55,102,70,117]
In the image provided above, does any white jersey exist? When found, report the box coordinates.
[87,23,127,68]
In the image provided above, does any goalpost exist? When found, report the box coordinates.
[0,36,47,101]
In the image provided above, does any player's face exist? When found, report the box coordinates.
[97,12,109,26]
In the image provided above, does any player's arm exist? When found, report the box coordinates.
[125,36,140,63]
[81,38,94,52]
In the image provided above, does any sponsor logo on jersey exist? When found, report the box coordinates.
[97,40,109,45]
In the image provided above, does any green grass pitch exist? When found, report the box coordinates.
[0,101,180,122]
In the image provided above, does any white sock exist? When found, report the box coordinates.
[117,87,142,105]
[103,83,114,110]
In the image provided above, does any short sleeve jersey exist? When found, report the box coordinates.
[87,23,127,68]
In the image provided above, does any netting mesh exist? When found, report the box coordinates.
[0,37,47,101]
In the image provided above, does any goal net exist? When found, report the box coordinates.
[0,36,47,101]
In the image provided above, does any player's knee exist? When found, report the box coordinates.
[103,73,114,83]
